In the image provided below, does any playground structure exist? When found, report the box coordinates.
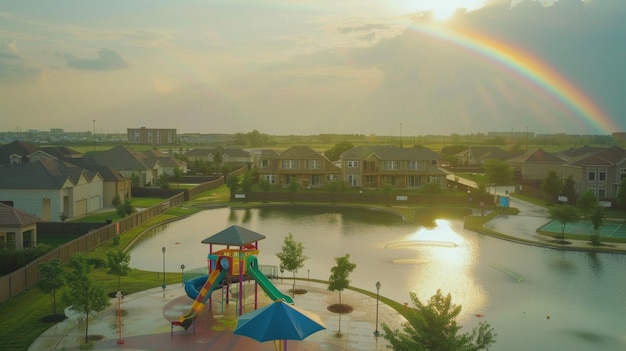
[173,225,293,332]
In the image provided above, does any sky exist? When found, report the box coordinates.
[1,0,625,136]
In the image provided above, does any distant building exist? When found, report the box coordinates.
[127,127,177,145]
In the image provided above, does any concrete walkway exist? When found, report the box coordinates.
[29,281,405,351]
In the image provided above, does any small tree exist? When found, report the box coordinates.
[483,158,513,195]
[327,180,341,203]
[328,254,357,307]
[107,250,131,293]
[382,289,497,351]
[241,171,253,194]
[541,170,562,203]
[288,177,300,203]
[590,205,605,246]
[157,173,170,189]
[259,179,271,202]
[576,189,598,218]
[226,174,239,200]
[37,258,65,317]
[63,254,109,344]
[549,204,580,241]
[617,178,626,210]
[324,141,355,162]
[276,233,308,297]
[561,175,576,204]
[173,166,183,188]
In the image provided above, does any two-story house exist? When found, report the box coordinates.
[340,146,446,189]
[562,146,626,199]
[508,149,565,184]
[91,145,163,187]
[257,146,341,188]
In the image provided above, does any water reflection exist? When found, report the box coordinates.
[128,206,626,351]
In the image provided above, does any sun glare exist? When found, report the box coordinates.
[389,0,486,21]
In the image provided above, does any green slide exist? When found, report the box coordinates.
[245,256,294,304]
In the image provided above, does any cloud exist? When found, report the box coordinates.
[64,48,128,71]
[339,23,390,34]
[0,42,41,82]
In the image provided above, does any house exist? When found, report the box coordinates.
[340,146,446,189]
[185,147,252,166]
[257,146,341,188]
[143,149,188,176]
[562,146,626,199]
[507,148,565,184]
[91,145,163,187]
[456,146,516,165]
[67,158,132,206]
[0,158,104,220]
[0,140,56,166]
[0,203,39,249]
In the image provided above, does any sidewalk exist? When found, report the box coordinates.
[29,281,406,351]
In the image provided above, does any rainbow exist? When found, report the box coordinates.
[408,22,620,134]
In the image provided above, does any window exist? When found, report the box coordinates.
[281,160,298,169]
[326,174,338,182]
[599,171,606,181]
[383,161,399,170]
[347,174,358,186]
[407,161,420,170]
[347,160,359,168]
[429,176,442,183]
[307,159,321,169]
[598,187,606,198]
[263,174,276,184]
[310,175,320,186]
[431,160,437,165]
[261,159,269,168]
[588,171,596,181]
[407,175,420,187]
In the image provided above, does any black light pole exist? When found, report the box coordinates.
[161,247,166,296]
[180,264,185,287]
[92,119,96,152]
[374,281,381,339]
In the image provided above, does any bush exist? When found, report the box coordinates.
[0,245,54,275]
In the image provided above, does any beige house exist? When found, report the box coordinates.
[0,203,39,250]
[508,149,565,182]
[257,146,341,188]
[340,146,446,189]
[562,146,626,199]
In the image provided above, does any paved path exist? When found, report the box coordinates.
[29,281,405,351]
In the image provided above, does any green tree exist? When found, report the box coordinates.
[173,166,183,188]
[288,177,300,202]
[130,173,140,187]
[241,171,253,194]
[276,233,308,297]
[63,254,109,344]
[590,205,605,246]
[157,173,170,189]
[106,250,131,293]
[382,289,496,351]
[548,204,580,241]
[483,159,513,191]
[259,179,271,202]
[541,170,563,203]
[561,175,576,204]
[617,178,626,210]
[37,258,65,316]
[328,254,356,335]
[324,141,355,162]
[326,180,341,203]
[226,174,240,200]
[328,254,356,307]
[576,189,598,218]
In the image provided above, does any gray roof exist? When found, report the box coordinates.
[341,146,440,161]
[201,225,266,246]
[0,158,99,189]
[508,149,565,164]
[0,140,44,165]
[92,145,156,171]
[279,146,326,159]
[0,203,40,226]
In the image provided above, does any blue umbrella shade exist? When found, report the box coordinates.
[233,300,326,342]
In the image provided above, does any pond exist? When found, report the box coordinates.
[129,206,626,351]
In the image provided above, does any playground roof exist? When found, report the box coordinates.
[201,225,266,246]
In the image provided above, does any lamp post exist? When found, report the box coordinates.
[161,247,166,297]
[180,264,185,287]
[92,119,96,152]
[116,291,124,344]
[374,281,381,339]
[280,266,284,283]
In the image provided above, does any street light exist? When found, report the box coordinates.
[161,247,166,296]
[180,264,185,287]
[92,119,96,152]
[374,281,381,339]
